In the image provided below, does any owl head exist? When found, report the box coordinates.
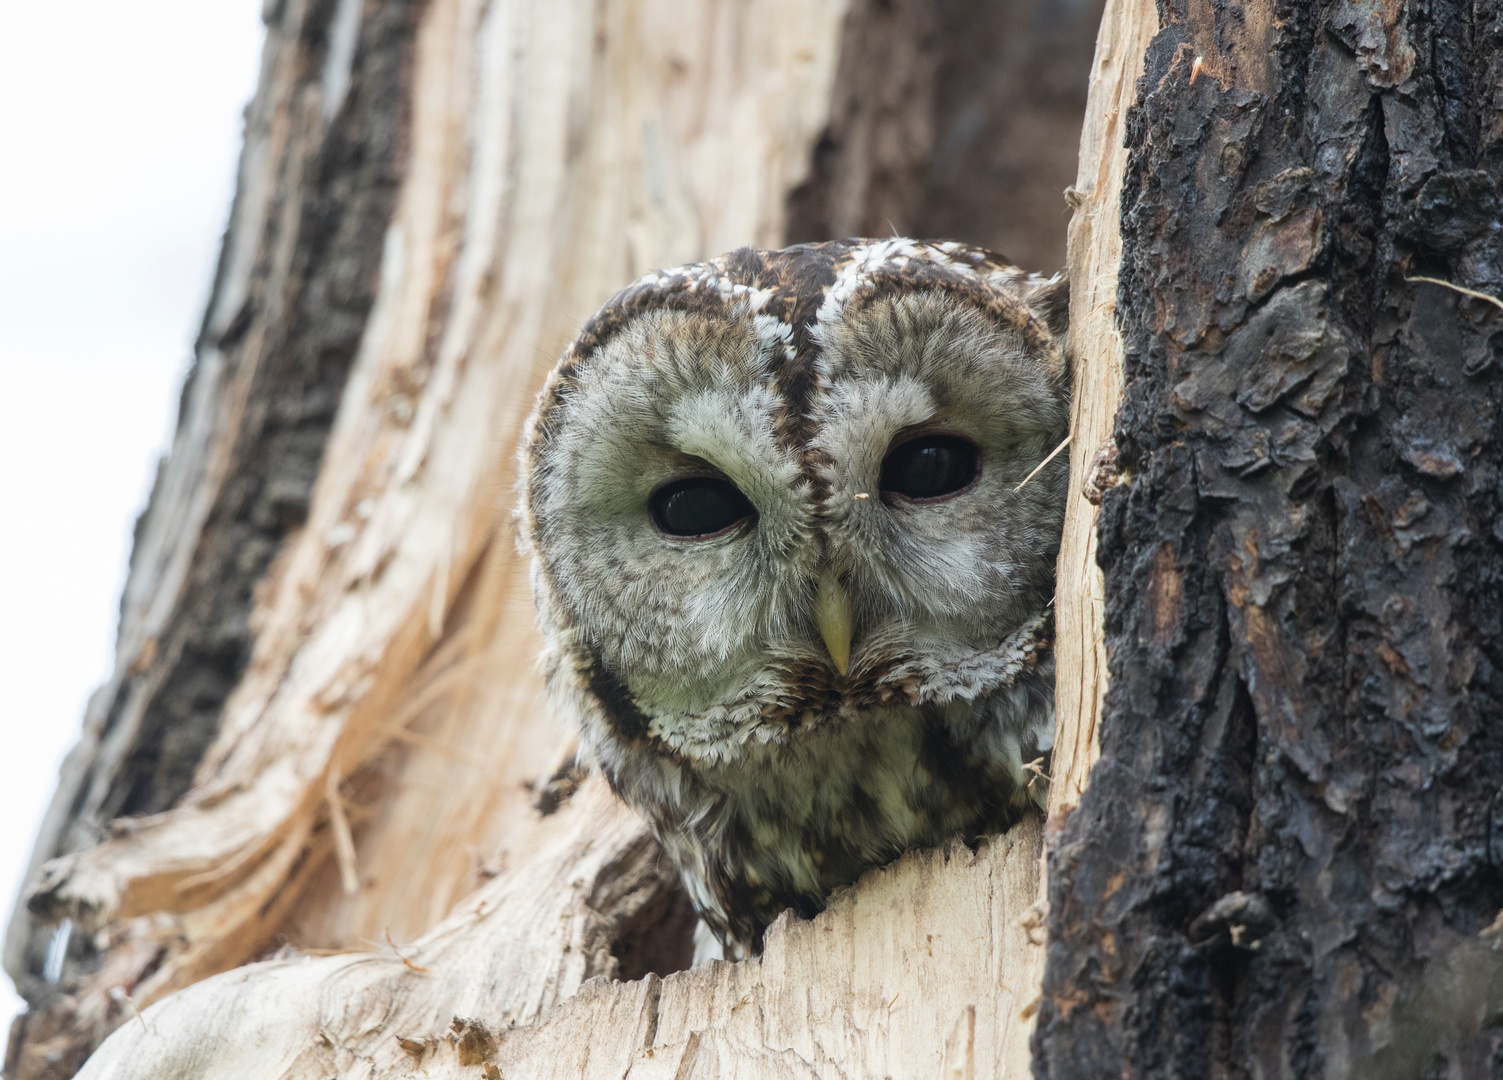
[521,239,1068,786]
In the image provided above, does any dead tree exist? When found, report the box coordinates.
[6,0,1500,1077]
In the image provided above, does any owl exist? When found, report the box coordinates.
[521,239,1069,960]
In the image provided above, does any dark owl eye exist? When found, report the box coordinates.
[879,435,981,501]
[649,477,755,538]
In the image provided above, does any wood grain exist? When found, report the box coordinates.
[1048,0,1156,824]
[72,782,1045,1080]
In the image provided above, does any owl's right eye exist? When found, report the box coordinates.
[649,477,756,539]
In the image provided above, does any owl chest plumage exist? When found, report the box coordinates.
[582,635,1055,957]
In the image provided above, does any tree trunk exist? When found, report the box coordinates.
[15,0,1497,1077]
[1037,1,1503,1078]
[3,1,1108,1078]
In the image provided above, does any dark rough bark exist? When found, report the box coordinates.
[785,0,1104,272]
[1038,1,1503,1078]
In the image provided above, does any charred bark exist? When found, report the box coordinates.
[1037,1,1503,1077]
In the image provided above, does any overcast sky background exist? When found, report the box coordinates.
[0,0,265,1030]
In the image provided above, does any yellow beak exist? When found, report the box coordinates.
[813,570,854,675]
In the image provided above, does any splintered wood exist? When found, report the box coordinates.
[73,782,1045,1080]
[24,0,848,999]
[15,0,1143,1075]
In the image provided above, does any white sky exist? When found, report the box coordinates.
[0,0,265,1033]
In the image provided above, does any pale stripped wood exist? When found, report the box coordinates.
[26,0,849,996]
[1047,0,1158,821]
[75,780,1044,1080]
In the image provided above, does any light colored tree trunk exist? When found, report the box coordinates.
[4,0,1123,1077]
[1048,0,1156,826]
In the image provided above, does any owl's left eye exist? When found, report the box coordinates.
[649,477,756,539]
[880,434,981,502]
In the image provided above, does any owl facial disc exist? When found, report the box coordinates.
[521,238,1069,957]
